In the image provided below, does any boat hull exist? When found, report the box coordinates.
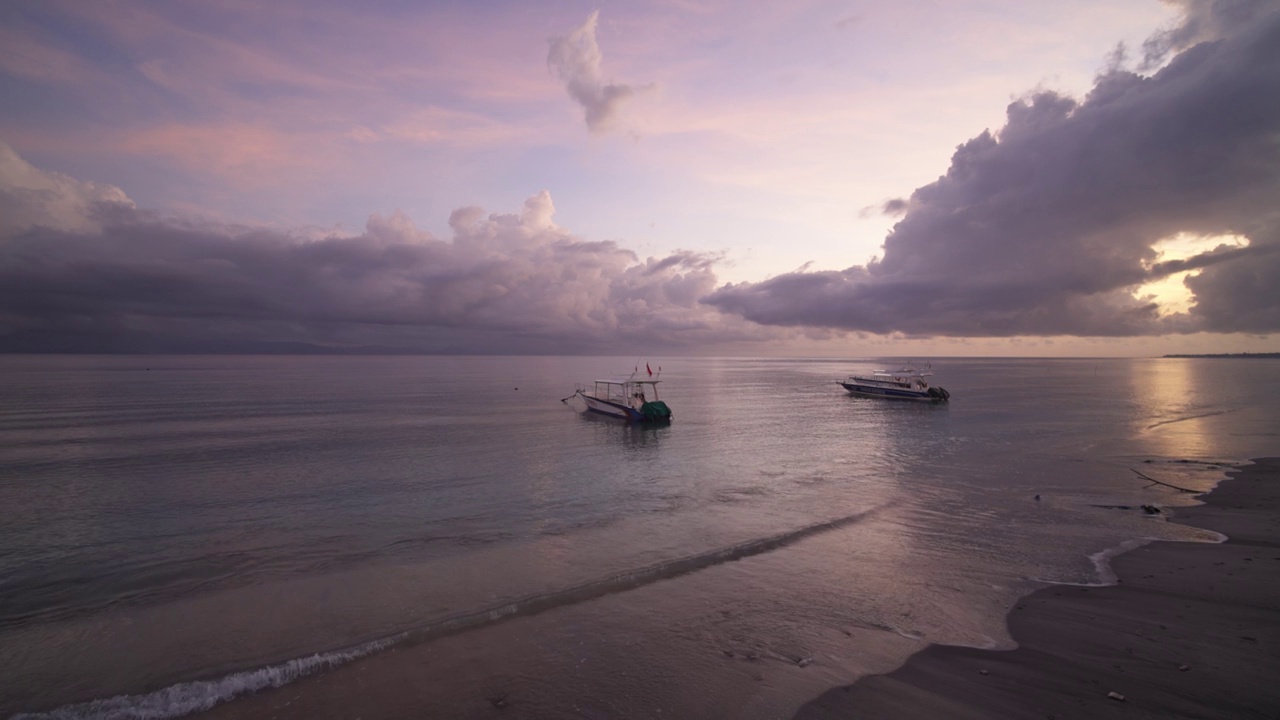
[580,394,672,422]
[840,382,946,401]
[581,395,640,420]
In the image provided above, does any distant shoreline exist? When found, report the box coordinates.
[1162,352,1280,359]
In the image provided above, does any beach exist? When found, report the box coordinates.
[794,457,1280,720]
[6,356,1279,719]
[6,0,1280,713]
[183,459,1280,720]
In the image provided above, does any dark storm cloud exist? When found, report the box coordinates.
[880,198,908,217]
[1140,0,1272,68]
[858,198,909,219]
[0,157,770,353]
[707,0,1280,337]
[1182,229,1280,332]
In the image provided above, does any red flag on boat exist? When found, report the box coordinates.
[646,363,653,377]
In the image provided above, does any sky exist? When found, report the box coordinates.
[1,0,1278,356]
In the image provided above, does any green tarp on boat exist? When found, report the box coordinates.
[640,401,672,421]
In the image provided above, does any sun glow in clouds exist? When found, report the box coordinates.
[1135,233,1251,316]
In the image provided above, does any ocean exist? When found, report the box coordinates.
[1,355,1277,719]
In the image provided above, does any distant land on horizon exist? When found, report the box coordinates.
[1162,352,1280,359]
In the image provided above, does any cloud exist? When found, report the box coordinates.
[0,145,772,354]
[548,11,653,133]
[0,25,91,84]
[1182,230,1280,332]
[833,14,863,31]
[0,142,135,234]
[858,198,909,219]
[1140,0,1272,68]
[706,0,1280,338]
[375,107,536,148]
[116,124,329,185]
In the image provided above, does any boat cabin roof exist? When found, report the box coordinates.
[593,378,661,386]
[872,368,932,378]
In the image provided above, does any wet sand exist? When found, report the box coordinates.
[794,457,1280,720]
[188,459,1280,720]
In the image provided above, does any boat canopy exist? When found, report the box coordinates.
[870,369,932,378]
[590,377,662,404]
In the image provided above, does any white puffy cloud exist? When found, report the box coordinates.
[0,141,135,234]
[548,11,653,134]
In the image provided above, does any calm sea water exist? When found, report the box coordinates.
[1,355,1277,718]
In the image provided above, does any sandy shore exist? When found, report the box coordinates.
[186,459,1280,720]
[793,457,1280,720]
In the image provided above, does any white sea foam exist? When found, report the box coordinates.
[1028,523,1229,590]
[11,507,887,719]
[1026,537,1152,588]
[12,634,405,720]
[1184,527,1229,543]
[1086,538,1150,586]
[972,634,1002,650]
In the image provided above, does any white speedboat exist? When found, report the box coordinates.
[839,367,950,401]
[568,377,672,422]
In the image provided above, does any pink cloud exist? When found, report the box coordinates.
[0,25,96,85]
[117,123,332,185]
[377,107,541,148]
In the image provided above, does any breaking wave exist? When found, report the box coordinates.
[14,507,882,720]
[11,635,404,720]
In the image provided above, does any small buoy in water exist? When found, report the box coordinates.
[1034,494,1040,501]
